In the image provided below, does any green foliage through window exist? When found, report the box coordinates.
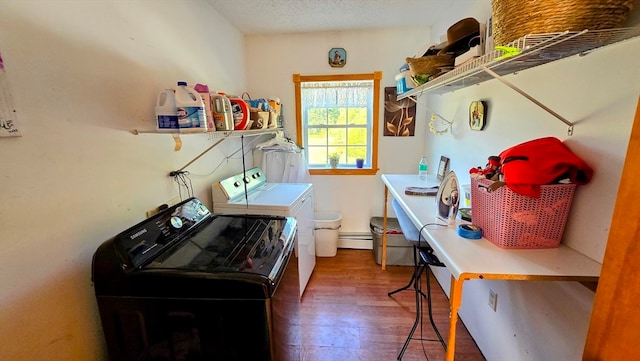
[302,81,373,168]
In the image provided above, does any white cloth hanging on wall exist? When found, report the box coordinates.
[262,150,311,183]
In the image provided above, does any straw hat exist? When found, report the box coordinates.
[405,55,454,78]
[438,18,480,56]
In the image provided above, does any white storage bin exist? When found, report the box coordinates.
[314,212,342,257]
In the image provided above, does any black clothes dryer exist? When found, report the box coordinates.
[92,198,301,361]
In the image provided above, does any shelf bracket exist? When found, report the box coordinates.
[406,94,419,103]
[166,129,282,175]
[169,133,232,176]
[129,128,280,175]
[480,65,575,136]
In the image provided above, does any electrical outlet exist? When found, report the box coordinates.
[146,196,181,218]
[488,289,498,312]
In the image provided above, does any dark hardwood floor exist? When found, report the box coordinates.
[299,249,485,361]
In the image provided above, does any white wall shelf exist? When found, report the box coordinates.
[131,128,280,139]
[399,27,640,135]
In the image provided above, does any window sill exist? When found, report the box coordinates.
[309,168,378,176]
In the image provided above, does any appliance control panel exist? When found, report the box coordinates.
[213,167,267,202]
[115,198,211,269]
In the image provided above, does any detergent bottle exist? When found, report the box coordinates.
[228,97,250,130]
[211,93,234,131]
[175,81,207,132]
[155,89,178,132]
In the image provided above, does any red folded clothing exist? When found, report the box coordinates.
[499,137,593,198]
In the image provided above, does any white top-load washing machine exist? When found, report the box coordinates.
[212,167,315,297]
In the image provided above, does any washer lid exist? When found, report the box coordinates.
[242,183,311,207]
[146,215,294,279]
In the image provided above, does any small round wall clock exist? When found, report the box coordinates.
[329,48,346,68]
[469,100,487,131]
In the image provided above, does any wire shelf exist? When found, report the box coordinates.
[131,128,280,139]
[398,27,640,99]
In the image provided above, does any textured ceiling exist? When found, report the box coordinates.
[206,0,481,35]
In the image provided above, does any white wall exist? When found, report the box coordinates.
[0,1,255,360]
[245,28,435,241]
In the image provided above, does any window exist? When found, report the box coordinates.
[293,72,381,175]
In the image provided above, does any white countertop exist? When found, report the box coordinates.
[382,174,601,281]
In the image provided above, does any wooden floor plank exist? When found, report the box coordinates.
[300,249,485,361]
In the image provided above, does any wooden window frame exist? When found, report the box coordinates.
[293,72,381,175]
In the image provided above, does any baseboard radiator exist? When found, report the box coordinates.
[338,232,372,250]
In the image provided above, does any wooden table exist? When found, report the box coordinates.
[380,174,601,361]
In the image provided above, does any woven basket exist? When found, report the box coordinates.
[471,178,576,249]
[405,55,454,77]
[492,0,635,46]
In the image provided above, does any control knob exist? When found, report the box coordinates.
[168,216,183,229]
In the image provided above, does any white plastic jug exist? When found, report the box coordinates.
[155,89,178,132]
[175,81,207,132]
[211,94,234,131]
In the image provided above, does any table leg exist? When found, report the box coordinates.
[447,275,464,361]
[382,186,389,270]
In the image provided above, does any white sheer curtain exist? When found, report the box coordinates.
[301,80,372,109]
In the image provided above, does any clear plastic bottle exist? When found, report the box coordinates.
[418,157,428,179]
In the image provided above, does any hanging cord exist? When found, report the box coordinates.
[169,134,232,175]
[168,129,267,177]
[169,133,268,202]
[240,135,250,208]
[185,135,264,177]
[172,171,194,200]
